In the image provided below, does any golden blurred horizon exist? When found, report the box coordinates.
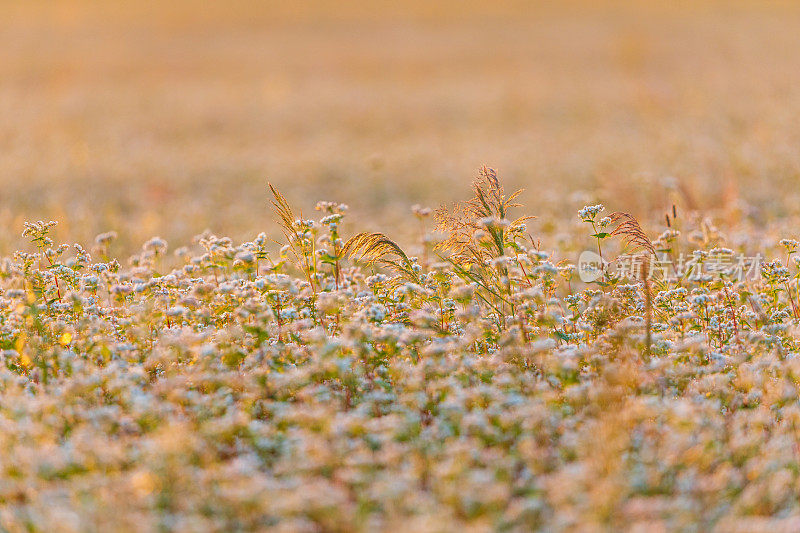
[3,1,800,254]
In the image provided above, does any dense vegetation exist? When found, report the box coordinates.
[1,168,798,531]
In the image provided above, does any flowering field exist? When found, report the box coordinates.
[7,2,800,531]
[0,168,799,531]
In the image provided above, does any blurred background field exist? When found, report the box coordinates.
[3,0,800,255]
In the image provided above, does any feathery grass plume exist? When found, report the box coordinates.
[607,211,655,360]
[434,167,533,326]
[342,232,420,284]
[607,212,656,256]
[434,167,530,264]
[268,183,297,236]
[268,183,318,293]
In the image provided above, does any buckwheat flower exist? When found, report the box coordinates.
[366,303,387,322]
[110,284,132,295]
[530,338,557,352]
[450,284,475,301]
[218,281,236,293]
[268,274,295,292]
[73,244,92,264]
[780,239,800,254]
[533,262,558,276]
[578,204,604,221]
[398,283,430,297]
[22,220,57,240]
[514,253,532,267]
[769,310,790,323]
[51,264,78,282]
[235,250,255,264]
[529,250,550,262]
[316,292,346,314]
[166,305,186,317]
[82,273,99,287]
[143,237,167,254]
[320,214,343,225]
[655,229,681,243]
[366,274,388,287]
[422,340,448,357]
[490,256,510,268]
[180,296,200,309]
[94,231,118,246]
[762,259,789,283]
[279,307,298,321]
[411,204,432,218]
[708,247,734,255]
[315,200,333,212]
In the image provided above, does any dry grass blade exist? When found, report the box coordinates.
[268,182,318,292]
[606,212,654,360]
[432,167,533,328]
[268,183,297,238]
[608,212,656,256]
[342,232,406,263]
[434,166,529,264]
[342,232,418,282]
